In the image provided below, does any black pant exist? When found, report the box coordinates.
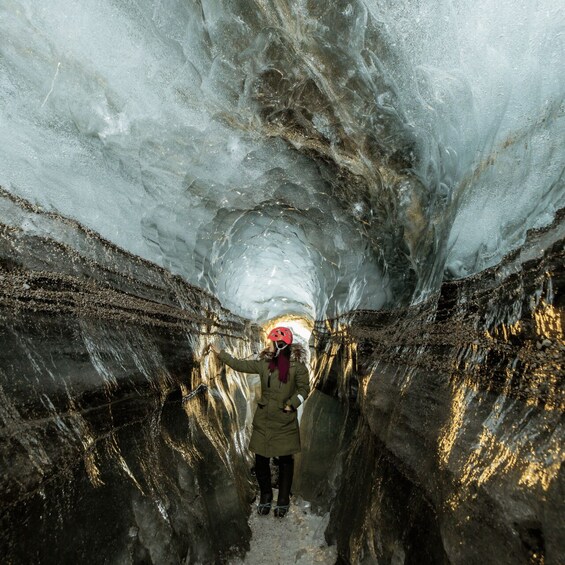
[255,454,294,505]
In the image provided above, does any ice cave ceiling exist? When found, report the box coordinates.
[1,0,563,322]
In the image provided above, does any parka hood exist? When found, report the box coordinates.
[259,342,308,364]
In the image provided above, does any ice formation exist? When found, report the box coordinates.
[2,0,562,322]
[0,0,563,563]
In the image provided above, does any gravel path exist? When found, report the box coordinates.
[230,492,337,564]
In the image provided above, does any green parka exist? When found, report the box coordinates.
[218,344,310,458]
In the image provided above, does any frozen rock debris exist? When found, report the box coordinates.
[230,494,336,565]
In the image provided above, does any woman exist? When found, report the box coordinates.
[211,326,310,518]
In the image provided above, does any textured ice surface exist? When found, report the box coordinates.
[303,217,564,563]
[1,0,562,323]
[1,3,563,561]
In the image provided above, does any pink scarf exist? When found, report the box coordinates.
[268,351,290,383]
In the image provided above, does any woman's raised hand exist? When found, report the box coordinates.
[208,344,220,357]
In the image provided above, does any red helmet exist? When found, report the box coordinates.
[267,326,293,345]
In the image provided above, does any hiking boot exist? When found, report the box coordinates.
[257,491,273,516]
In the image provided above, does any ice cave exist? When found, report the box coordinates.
[0,1,563,563]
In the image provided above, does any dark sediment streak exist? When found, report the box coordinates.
[0,190,259,564]
[298,210,564,564]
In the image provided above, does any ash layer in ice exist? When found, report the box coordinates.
[0,190,262,564]
[296,213,564,564]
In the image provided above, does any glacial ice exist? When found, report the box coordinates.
[1,0,562,322]
[0,0,563,563]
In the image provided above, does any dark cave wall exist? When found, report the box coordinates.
[0,198,259,564]
[1,315,251,565]
[298,218,564,564]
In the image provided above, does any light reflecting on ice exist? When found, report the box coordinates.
[1,0,561,323]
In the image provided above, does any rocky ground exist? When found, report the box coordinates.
[230,492,336,565]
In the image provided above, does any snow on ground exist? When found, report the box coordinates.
[230,491,337,564]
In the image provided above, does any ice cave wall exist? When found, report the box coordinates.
[1,0,564,564]
[1,192,562,565]
[0,189,263,563]
[296,214,564,564]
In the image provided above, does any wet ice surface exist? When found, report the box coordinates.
[230,493,336,565]
[2,1,563,321]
